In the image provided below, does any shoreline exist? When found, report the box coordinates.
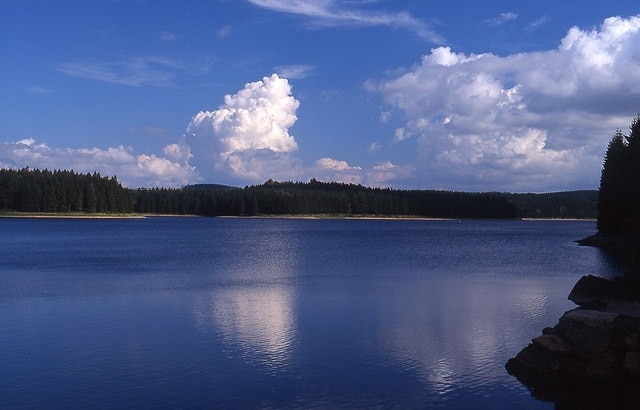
[219,214,457,221]
[0,212,599,221]
[522,217,597,222]
[0,212,199,219]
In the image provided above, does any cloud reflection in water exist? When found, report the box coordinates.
[209,286,295,370]
[192,222,301,371]
[376,276,571,395]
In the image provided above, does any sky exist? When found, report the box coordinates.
[1,1,639,192]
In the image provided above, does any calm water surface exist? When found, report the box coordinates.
[0,218,619,408]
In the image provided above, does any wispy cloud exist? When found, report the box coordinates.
[274,64,315,79]
[26,85,53,94]
[217,25,232,38]
[56,56,209,87]
[161,31,178,42]
[485,12,518,26]
[246,0,442,42]
[526,16,548,32]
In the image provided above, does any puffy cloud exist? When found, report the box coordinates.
[371,15,640,191]
[186,74,301,182]
[311,158,412,187]
[1,74,301,188]
[367,162,414,187]
[163,142,192,163]
[312,157,362,184]
[0,139,198,188]
[315,157,361,171]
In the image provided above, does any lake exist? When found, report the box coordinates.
[0,217,619,408]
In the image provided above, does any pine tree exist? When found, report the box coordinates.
[598,115,640,234]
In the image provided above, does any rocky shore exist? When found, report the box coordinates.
[505,274,640,407]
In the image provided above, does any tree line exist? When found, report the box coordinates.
[598,114,640,235]
[131,178,520,218]
[0,168,132,213]
[0,168,599,219]
[130,180,596,218]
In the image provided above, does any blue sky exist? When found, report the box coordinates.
[1,1,639,191]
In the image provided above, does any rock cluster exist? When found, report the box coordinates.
[505,275,640,405]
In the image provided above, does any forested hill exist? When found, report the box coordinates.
[0,168,597,219]
[133,179,519,218]
[132,179,596,218]
[0,168,132,213]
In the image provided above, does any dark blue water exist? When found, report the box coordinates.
[0,218,618,408]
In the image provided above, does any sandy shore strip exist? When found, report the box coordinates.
[0,212,200,219]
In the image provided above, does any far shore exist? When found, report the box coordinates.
[0,212,198,219]
[219,214,457,221]
[521,217,597,222]
[0,212,597,221]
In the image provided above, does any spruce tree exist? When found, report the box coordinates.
[598,115,640,234]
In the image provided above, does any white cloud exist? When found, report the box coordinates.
[368,142,383,153]
[0,139,198,188]
[315,157,362,171]
[161,31,178,42]
[367,161,413,187]
[57,55,210,87]
[274,64,315,79]
[218,25,232,38]
[526,16,548,32]
[2,74,302,188]
[163,142,193,163]
[485,12,518,26]
[310,158,413,187]
[246,0,442,42]
[312,157,362,184]
[371,15,640,191]
[26,85,52,94]
[186,74,301,181]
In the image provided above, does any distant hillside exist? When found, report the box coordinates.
[1,167,599,219]
[504,190,598,219]
[130,179,597,219]
[130,179,519,218]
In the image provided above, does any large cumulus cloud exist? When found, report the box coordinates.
[186,74,302,182]
[370,15,640,192]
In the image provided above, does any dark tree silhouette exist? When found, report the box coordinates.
[0,168,132,213]
[598,115,640,234]
[1,168,599,219]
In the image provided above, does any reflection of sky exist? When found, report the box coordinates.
[192,222,300,370]
[376,275,575,394]
[208,286,295,369]
[193,285,296,371]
